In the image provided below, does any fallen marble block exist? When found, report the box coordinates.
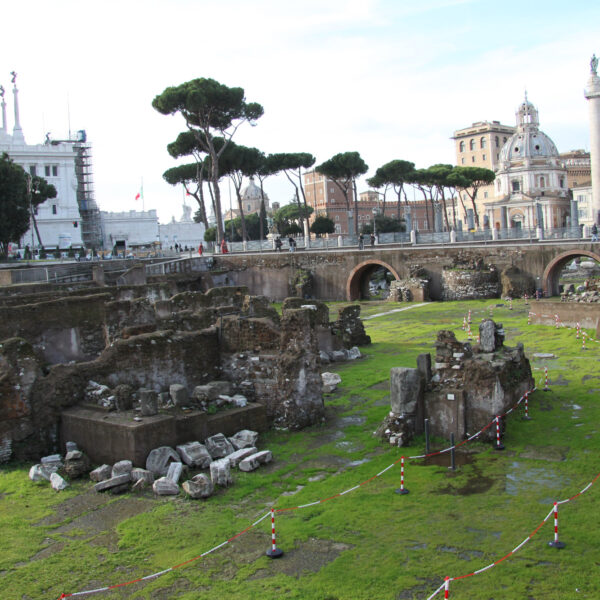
[94,473,131,493]
[182,474,214,499]
[229,430,258,450]
[50,473,68,491]
[226,447,258,468]
[90,464,112,482]
[176,441,212,468]
[166,461,183,483]
[112,460,133,478]
[210,458,233,487]
[205,433,235,459]
[153,477,180,496]
[29,464,56,481]
[239,450,273,473]
[146,446,181,476]
[131,468,154,484]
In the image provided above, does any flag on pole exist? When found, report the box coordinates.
[135,181,144,202]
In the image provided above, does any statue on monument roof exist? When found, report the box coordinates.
[591,54,598,75]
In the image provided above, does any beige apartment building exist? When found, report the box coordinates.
[452,120,516,222]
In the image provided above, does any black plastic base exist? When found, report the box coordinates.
[543,388,550,392]
[395,488,410,495]
[548,540,566,549]
[522,415,532,421]
[495,444,505,451]
[266,548,284,558]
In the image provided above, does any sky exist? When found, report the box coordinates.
[2,0,600,224]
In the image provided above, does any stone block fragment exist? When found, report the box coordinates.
[90,464,112,482]
[227,447,257,468]
[210,458,233,487]
[166,461,183,483]
[131,468,154,484]
[176,442,212,468]
[94,473,131,492]
[390,367,423,415]
[50,473,68,491]
[228,430,259,450]
[205,434,235,459]
[153,477,180,496]
[146,446,181,476]
[29,464,55,481]
[139,388,158,416]
[64,451,90,479]
[321,372,342,393]
[182,474,214,499]
[41,454,62,466]
[169,384,188,406]
[65,441,78,453]
[239,451,272,472]
[112,460,133,478]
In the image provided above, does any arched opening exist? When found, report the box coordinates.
[542,250,600,296]
[346,260,401,301]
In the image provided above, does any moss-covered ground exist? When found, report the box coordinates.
[1,299,599,599]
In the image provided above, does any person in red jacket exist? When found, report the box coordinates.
[198,243,204,256]
[220,238,228,254]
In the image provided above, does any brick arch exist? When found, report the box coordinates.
[542,249,600,296]
[346,260,402,301]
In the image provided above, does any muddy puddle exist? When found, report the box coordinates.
[505,461,564,497]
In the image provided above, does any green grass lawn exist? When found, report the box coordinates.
[1,299,599,599]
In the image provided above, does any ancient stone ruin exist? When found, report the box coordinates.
[378,319,534,446]
[0,279,369,466]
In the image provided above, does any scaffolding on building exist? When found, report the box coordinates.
[52,130,104,249]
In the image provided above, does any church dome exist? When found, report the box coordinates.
[241,177,267,202]
[499,96,559,164]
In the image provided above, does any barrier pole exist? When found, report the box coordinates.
[548,502,566,549]
[543,367,550,391]
[425,418,430,454]
[495,416,505,451]
[395,456,410,495]
[450,433,456,471]
[444,576,450,599]
[523,392,532,420]
[582,332,586,351]
[266,508,284,558]
[576,322,580,339]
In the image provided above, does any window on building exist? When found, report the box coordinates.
[495,136,499,148]
[459,141,465,152]
[330,187,335,193]
[480,137,486,149]
[472,156,475,163]
[45,166,51,177]
[577,194,586,202]
[335,215,339,221]
[512,180,520,192]
[29,166,37,176]
[539,176,545,188]
[503,137,508,144]
[496,153,499,160]
[247,204,251,211]
[482,154,486,161]
[469,139,475,151]
[52,205,57,215]
[461,157,465,164]
[559,178,565,188]
[52,166,58,177]
[484,191,488,198]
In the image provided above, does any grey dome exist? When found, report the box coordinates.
[499,96,558,163]
[241,177,266,202]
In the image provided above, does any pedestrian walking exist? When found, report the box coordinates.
[592,223,598,242]
[198,243,203,256]
[370,233,375,247]
[358,234,364,250]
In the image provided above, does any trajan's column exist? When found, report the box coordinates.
[585,54,600,225]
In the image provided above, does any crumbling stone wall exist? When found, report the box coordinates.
[500,266,536,298]
[383,320,533,445]
[332,305,371,348]
[442,269,501,301]
[274,308,324,429]
[0,285,331,461]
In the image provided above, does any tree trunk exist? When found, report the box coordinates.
[31,210,44,250]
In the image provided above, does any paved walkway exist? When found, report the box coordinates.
[362,302,429,320]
